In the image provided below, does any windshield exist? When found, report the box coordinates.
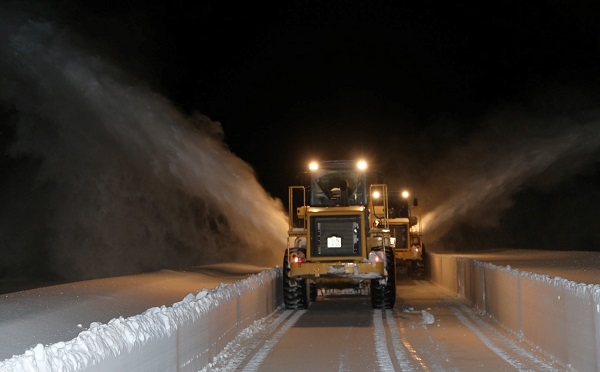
[310,168,367,206]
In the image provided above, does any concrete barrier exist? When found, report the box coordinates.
[87,268,283,372]
[0,268,282,372]
[429,253,600,371]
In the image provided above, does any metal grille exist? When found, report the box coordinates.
[310,215,361,257]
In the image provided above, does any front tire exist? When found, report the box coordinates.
[283,250,310,309]
[371,247,396,309]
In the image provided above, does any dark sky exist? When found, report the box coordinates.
[3,0,600,258]
[57,1,600,190]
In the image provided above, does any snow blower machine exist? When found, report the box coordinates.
[387,193,425,279]
[283,160,396,309]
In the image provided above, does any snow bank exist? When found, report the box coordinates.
[430,253,600,371]
[0,268,282,372]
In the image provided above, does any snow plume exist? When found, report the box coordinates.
[0,14,288,280]
[419,109,600,246]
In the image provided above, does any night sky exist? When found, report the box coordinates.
[52,1,600,193]
[2,0,600,283]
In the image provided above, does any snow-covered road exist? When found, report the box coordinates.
[1,250,600,371]
[204,280,559,371]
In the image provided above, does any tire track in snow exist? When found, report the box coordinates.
[399,324,435,372]
[394,308,443,371]
[453,302,556,371]
[373,309,395,371]
[384,310,417,371]
[241,309,305,371]
[205,309,297,372]
[449,304,530,370]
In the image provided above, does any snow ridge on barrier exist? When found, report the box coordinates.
[0,267,282,372]
[430,253,600,371]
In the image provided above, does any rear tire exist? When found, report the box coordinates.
[283,250,310,309]
[309,281,317,301]
[371,248,396,309]
[413,260,425,279]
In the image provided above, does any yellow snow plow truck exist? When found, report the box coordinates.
[388,194,425,278]
[283,160,395,309]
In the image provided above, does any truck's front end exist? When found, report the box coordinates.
[283,160,396,309]
[389,195,425,278]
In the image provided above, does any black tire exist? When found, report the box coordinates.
[309,281,317,301]
[283,250,310,310]
[371,248,396,309]
[413,260,425,279]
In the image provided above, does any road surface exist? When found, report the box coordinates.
[208,279,560,371]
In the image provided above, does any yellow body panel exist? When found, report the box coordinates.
[395,250,423,261]
[289,260,385,279]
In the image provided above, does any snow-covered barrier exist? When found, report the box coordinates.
[429,253,600,371]
[0,268,282,372]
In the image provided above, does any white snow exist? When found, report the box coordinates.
[420,310,435,325]
[327,266,346,275]
[372,309,394,371]
[430,249,600,372]
[2,250,600,371]
[0,264,281,372]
